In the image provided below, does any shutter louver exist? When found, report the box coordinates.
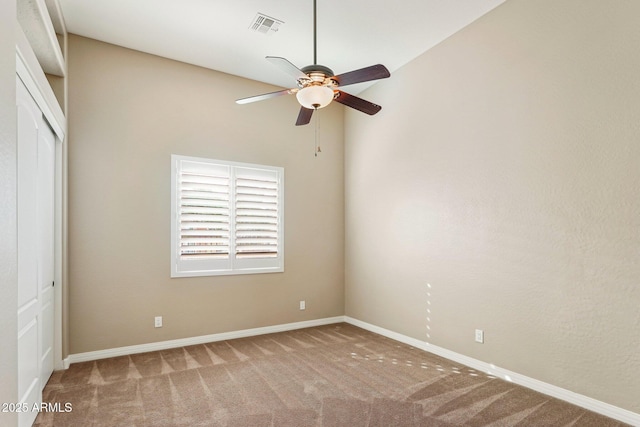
[179,171,230,259]
[235,175,279,258]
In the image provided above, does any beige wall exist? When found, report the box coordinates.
[0,5,18,424]
[345,0,640,414]
[67,35,344,354]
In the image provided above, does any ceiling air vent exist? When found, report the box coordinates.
[250,13,283,35]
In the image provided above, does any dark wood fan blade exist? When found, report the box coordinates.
[334,64,390,87]
[334,91,382,115]
[266,56,308,81]
[296,107,314,126]
[236,89,292,104]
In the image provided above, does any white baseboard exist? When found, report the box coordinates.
[344,316,640,426]
[67,316,345,365]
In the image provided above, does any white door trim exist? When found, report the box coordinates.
[15,25,65,141]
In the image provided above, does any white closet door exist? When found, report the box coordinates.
[38,113,55,388]
[17,75,41,427]
[16,74,56,427]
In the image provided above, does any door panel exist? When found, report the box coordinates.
[17,319,39,417]
[16,83,38,310]
[38,117,55,387]
[17,76,41,427]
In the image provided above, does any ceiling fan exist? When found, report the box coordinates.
[236,0,391,126]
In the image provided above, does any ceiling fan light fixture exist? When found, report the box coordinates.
[296,85,334,109]
[235,0,390,126]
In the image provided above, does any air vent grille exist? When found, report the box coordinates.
[250,13,283,35]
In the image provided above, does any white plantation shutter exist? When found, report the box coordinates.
[179,170,230,259]
[171,155,283,277]
[235,169,279,259]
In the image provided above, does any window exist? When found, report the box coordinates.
[171,155,284,277]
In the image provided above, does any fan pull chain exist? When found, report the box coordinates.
[314,108,321,157]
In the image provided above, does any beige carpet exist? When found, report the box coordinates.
[35,323,627,426]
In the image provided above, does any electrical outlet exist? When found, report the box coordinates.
[299,300,306,310]
[155,316,163,328]
[475,329,484,343]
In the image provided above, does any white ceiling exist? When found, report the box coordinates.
[57,0,506,94]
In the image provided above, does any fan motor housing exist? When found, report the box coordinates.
[301,64,334,77]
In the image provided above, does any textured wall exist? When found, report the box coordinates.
[67,35,344,354]
[0,5,18,425]
[345,0,640,413]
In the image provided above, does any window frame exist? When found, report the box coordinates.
[170,154,284,278]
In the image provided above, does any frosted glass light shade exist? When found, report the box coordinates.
[296,86,334,109]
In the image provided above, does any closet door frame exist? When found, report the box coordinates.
[16,25,66,375]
